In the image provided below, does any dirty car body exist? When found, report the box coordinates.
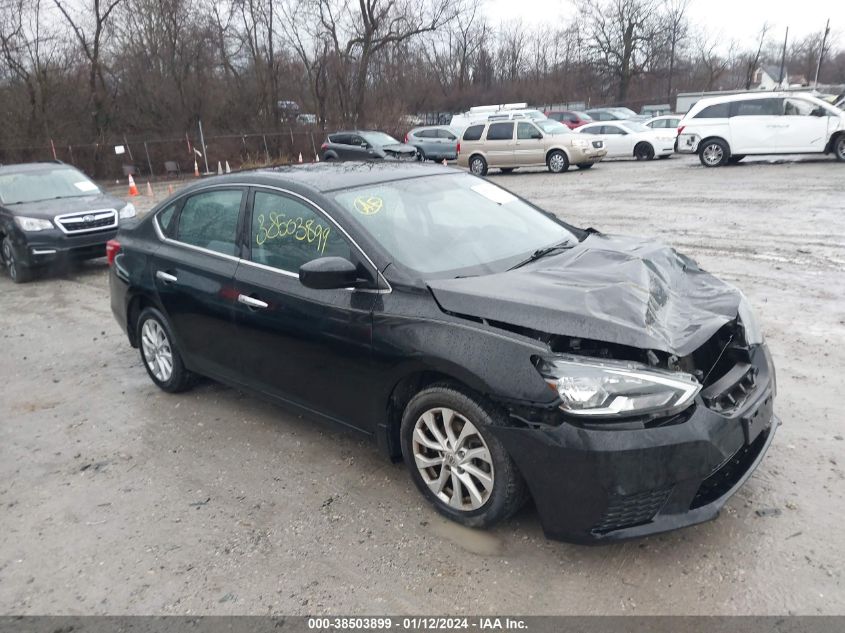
[108,163,777,543]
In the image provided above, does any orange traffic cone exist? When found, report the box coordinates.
[193,159,200,177]
[128,174,139,196]
[225,161,231,174]
[298,152,303,163]
[146,181,154,197]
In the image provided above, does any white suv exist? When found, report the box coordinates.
[677,92,845,167]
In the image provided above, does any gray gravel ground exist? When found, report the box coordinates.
[0,154,843,615]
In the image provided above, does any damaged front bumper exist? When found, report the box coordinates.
[489,344,777,544]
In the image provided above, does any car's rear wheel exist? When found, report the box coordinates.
[547,150,569,173]
[400,384,528,528]
[469,155,488,176]
[834,135,845,162]
[2,237,31,283]
[137,307,194,393]
[699,138,729,167]
[634,142,655,160]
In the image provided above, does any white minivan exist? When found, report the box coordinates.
[677,92,845,166]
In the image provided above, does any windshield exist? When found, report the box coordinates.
[0,167,101,204]
[536,120,572,135]
[361,131,401,146]
[333,173,577,278]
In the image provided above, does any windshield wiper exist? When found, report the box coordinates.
[508,240,574,270]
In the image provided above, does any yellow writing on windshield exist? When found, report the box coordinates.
[353,196,383,216]
[255,212,330,254]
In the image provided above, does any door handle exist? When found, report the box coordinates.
[237,294,269,309]
[156,271,177,283]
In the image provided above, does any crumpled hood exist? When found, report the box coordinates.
[381,143,417,156]
[427,233,742,357]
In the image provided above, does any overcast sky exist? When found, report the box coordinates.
[482,0,841,47]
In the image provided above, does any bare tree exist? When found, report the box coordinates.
[662,0,690,104]
[743,22,770,89]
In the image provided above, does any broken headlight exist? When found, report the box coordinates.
[539,355,701,419]
[737,294,763,345]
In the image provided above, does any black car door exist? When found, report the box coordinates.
[151,187,246,381]
[231,187,382,432]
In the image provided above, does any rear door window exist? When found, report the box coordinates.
[695,103,730,118]
[249,191,352,274]
[437,129,457,140]
[462,125,484,141]
[157,201,179,238]
[417,129,436,139]
[176,189,243,256]
[731,98,783,117]
[486,122,514,141]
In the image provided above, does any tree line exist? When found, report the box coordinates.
[1,0,843,174]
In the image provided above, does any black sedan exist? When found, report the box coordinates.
[321,131,417,162]
[0,161,135,282]
[108,163,777,543]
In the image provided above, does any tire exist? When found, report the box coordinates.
[416,148,426,162]
[728,155,746,165]
[699,138,730,167]
[2,236,31,283]
[499,167,515,174]
[547,150,569,173]
[136,307,195,393]
[634,142,655,161]
[469,155,488,176]
[576,163,594,170]
[833,135,845,162]
[400,383,528,529]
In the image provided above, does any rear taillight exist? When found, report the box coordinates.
[106,239,120,266]
[677,125,685,135]
[320,142,328,151]
[456,141,461,155]
[404,133,409,143]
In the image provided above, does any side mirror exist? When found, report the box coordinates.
[532,132,543,139]
[811,107,826,117]
[299,257,362,290]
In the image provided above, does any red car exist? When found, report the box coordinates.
[545,110,594,129]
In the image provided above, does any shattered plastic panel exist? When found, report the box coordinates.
[427,233,742,357]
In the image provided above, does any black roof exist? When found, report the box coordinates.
[0,160,68,174]
[209,162,457,194]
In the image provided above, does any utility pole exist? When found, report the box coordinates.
[198,119,210,175]
[814,19,831,87]
[778,27,789,88]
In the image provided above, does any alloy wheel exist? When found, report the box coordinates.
[412,407,495,511]
[470,158,485,175]
[141,319,174,382]
[702,143,724,166]
[548,153,566,172]
[2,239,17,281]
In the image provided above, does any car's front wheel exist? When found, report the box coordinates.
[400,384,527,528]
[699,138,729,167]
[1,237,31,283]
[634,142,655,160]
[137,307,194,393]
[834,135,845,162]
[469,155,488,176]
[547,150,569,173]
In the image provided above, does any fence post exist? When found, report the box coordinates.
[143,142,154,179]
[263,135,270,164]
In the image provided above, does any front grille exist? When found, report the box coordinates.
[592,141,603,148]
[591,488,672,534]
[690,428,768,509]
[55,209,117,234]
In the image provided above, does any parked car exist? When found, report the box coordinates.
[577,121,676,160]
[321,131,417,161]
[457,119,606,175]
[108,162,777,543]
[450,103,546,130]
[296,113,317,125]
[0,161,135,283]
[404,126,460,161]
[585,107,637,121]
[644,115,682,130]
[545,110,594,129]
[677,92,845,167]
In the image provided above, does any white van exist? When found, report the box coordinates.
[450,104,547,132]
[677,92,845,166]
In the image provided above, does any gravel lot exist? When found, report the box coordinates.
[1,154,843,615]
